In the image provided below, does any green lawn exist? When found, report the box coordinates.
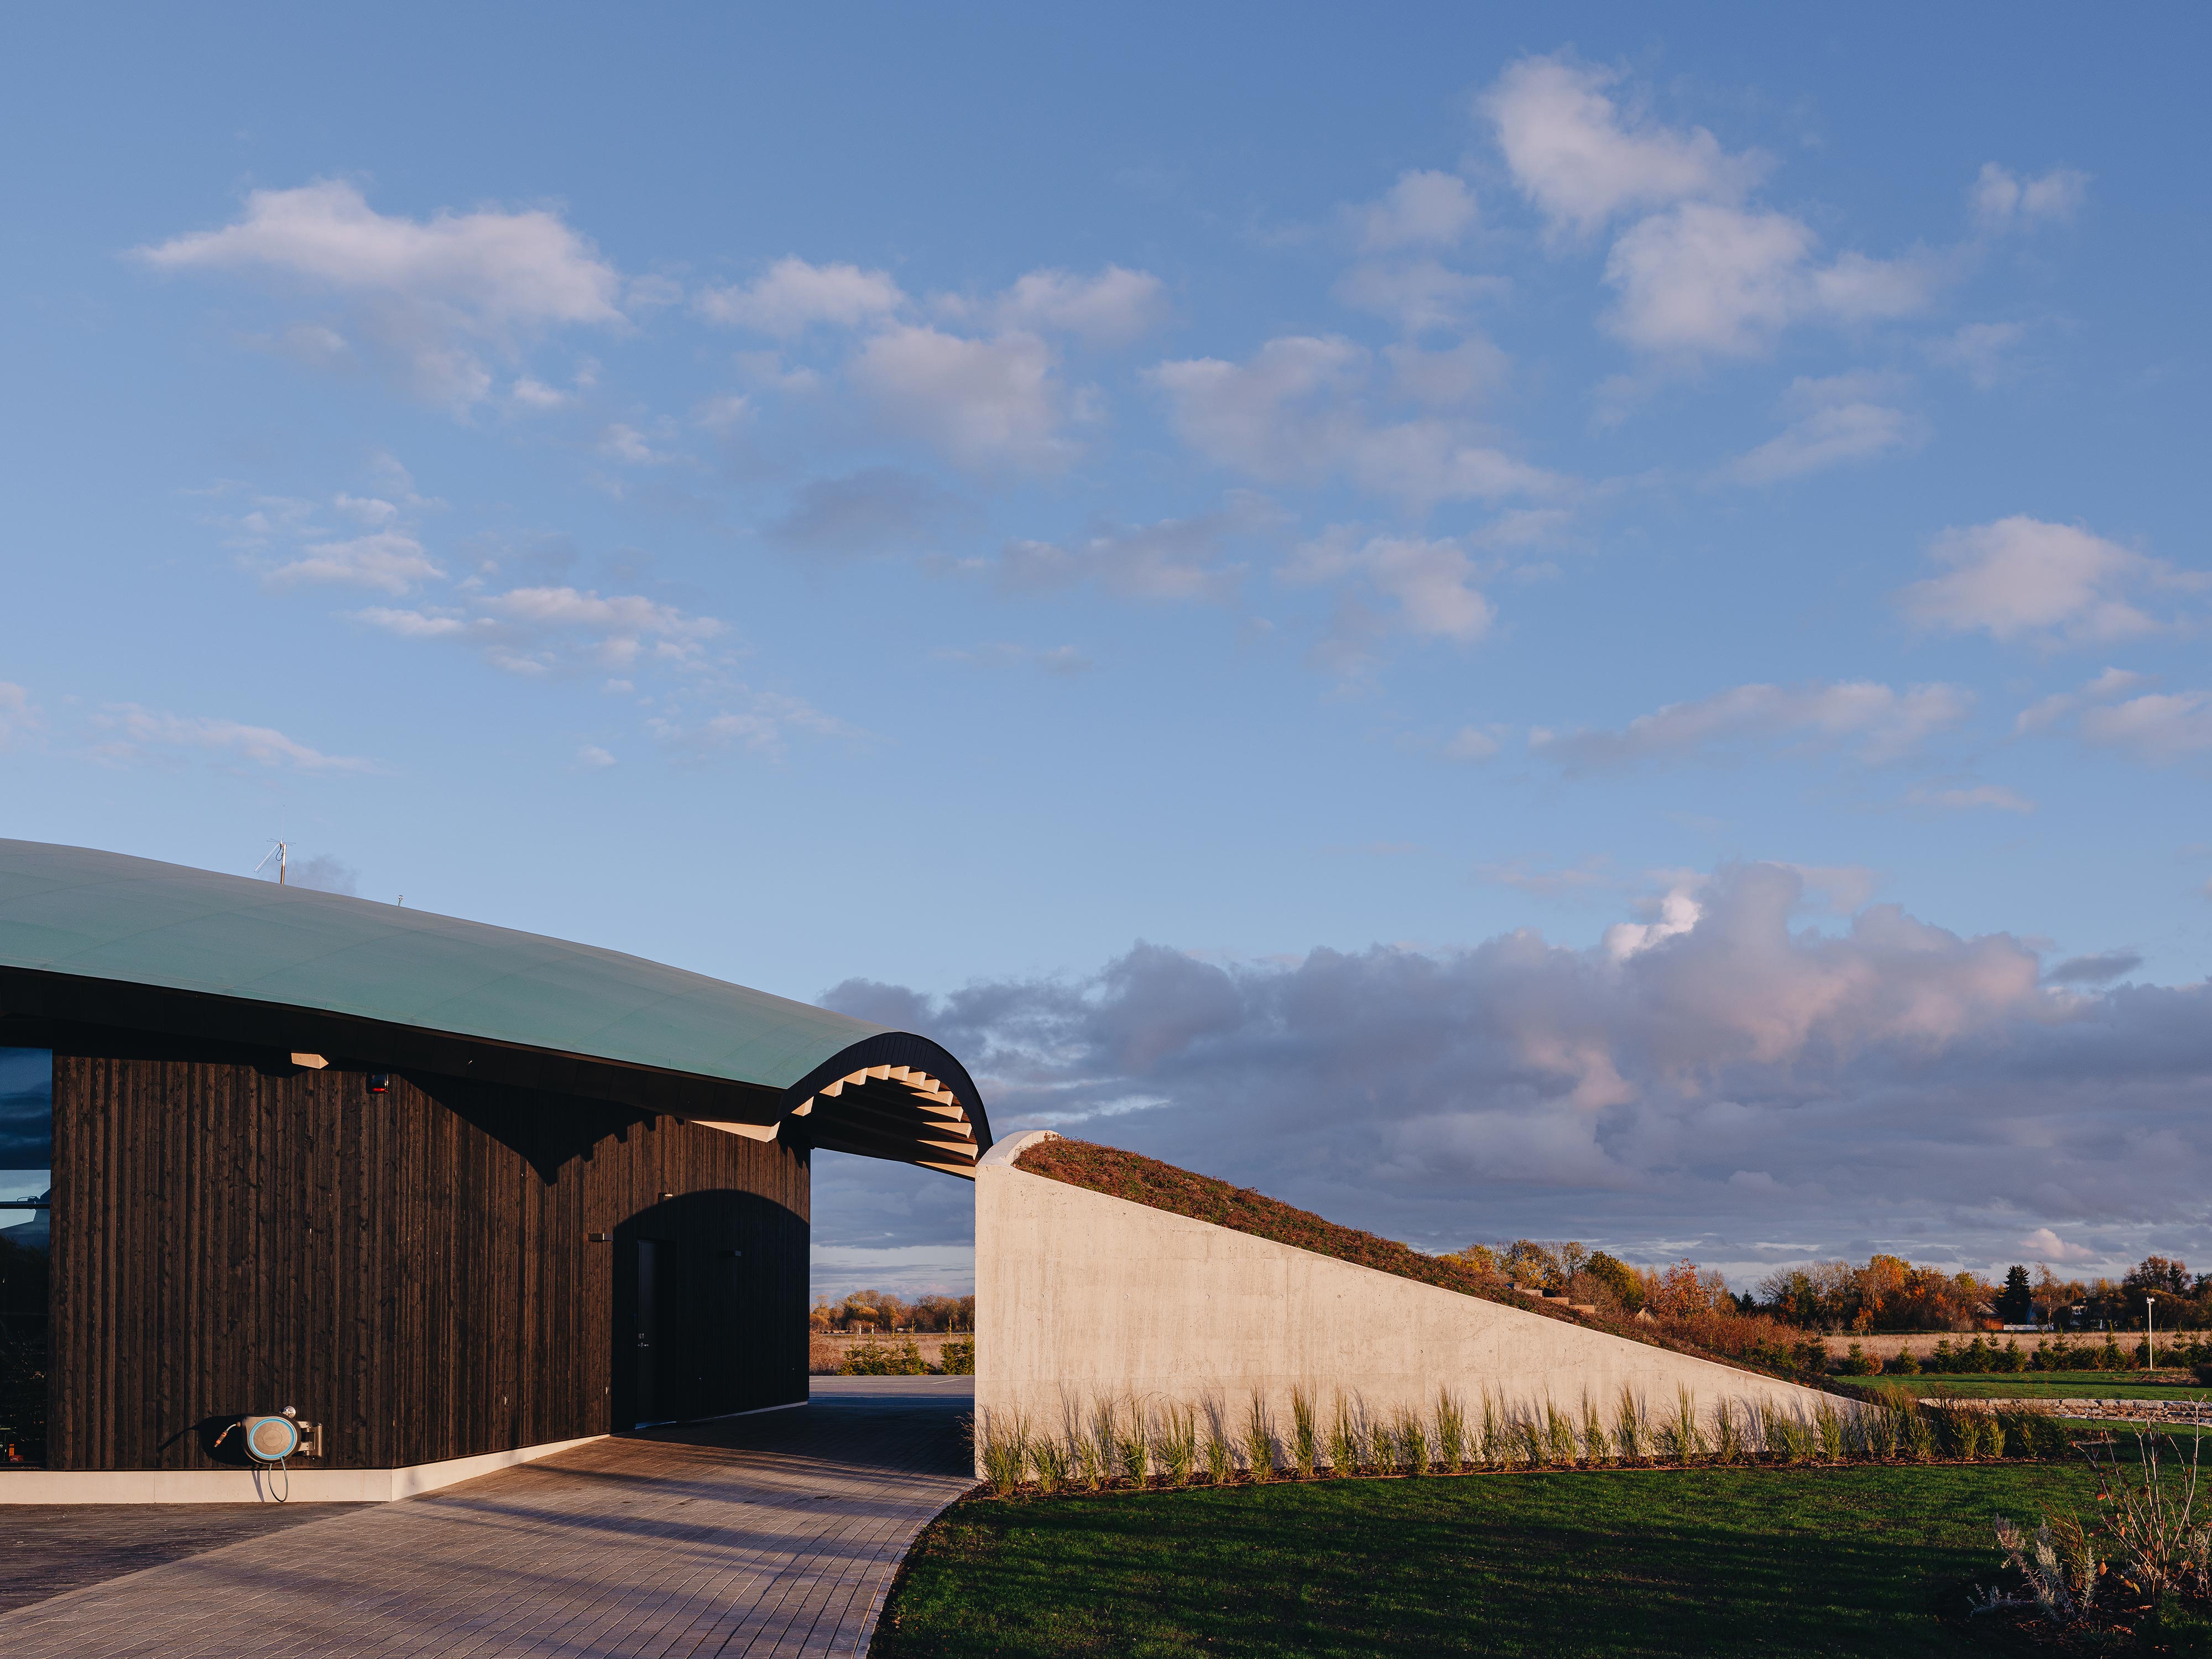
[875,1463,2098,1658]
[1910,1370,2210,1400]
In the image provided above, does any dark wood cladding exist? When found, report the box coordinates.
[41,1027,807,1472]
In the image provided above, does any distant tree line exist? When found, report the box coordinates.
[1449,1239,2211,1336]
[810,1290,974,1334]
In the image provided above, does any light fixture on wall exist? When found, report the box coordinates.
[366,1073,389,1095]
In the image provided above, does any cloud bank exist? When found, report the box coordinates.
[824,864,2212,1285]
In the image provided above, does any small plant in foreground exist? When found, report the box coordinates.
[1974,1514,2099,1625]
[1073,1418,1105,1491]
[1243,1393,1274,1483]
[1202,1423,1233,1486]
[1614,1389,1647,1465]
[1580,1393,1611,1465]
[1665,1389,1704,1465]
[1543,1399,1577,1468]
[1159,1404,1197,1488]
[1089,1400,1119,1489]
[1115,1398,1151,1486]
[1031,1434,1070,1495]
[978,1414,1028,1496]
[1762,1402,1811,1464]
[1399,1408,1431,1477]
[1813,1400,1846,1463]
[1371,1412,1402,1476]
[1289,1389,1318,1479]
[1479,1391,1504,1469]
[1327,1395,1361,1477]
[1434,1389,1468,1473]
[1867,1398,1902,1460]
[1710,1400,1743,1466]
[2084,1425,2206,1599]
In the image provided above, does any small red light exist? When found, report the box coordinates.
[366,1072,390,1094]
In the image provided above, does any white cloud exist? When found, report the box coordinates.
[1478,60,1938,368]
[95,706,372,772]
[1602,878,1704,961]
[1334,259,1506,334]
[982,266,1168,345]
[1481,55,1763,238]
[576,744,617,769]
[358,585,724,676]
[1907,784,2037,815]
[1149,335,1366,478]
[1444,725,1506,761]
[1899,517,2205,646]
[1929,321,2028,389]
[1344,422,1566,513]
[648,692,859,762]
[1287,529,1496,644]
[1531,680,1973,771]
[1604,202,1936,359]
[853,325,1078,473]
[695,257,905,335]
[989,497,1274,603]
[0,682,40,747]
[2014,667,2148,734]
[2018,1227,2096,1265]
[1150,337,1560,510]
[1353,169,1479,250]
[267,530,444,594]
[596,422,677,465]
[509,375,576,410]
[2078,690,2212,763]
[1722,372,1924,484]
[1971,163,2090,233]
[1385,338,1510,408]
[139,181,623,408]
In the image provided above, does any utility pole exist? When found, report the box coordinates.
[2146,1296,2157,1371]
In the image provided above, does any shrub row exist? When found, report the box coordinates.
[837,1337,975,1376]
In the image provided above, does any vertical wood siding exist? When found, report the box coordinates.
[46,1036,807,1471]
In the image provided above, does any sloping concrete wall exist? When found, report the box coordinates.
[977,1131,1840,1467]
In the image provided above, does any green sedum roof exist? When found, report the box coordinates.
[0,839,885,1092]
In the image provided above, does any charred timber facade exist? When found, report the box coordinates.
[0,839,993,1488]
[40,1025,806,1471]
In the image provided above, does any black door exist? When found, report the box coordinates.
[635,1238,661,1423]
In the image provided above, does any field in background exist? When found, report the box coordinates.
[1911,1371,2210,1400]
[874,1462,2101,1657]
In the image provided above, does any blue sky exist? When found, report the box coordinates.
[3,6,2208,1298]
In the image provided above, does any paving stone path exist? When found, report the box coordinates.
[0,1377,974,1658]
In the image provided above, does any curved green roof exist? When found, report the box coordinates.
[0,839,885,1093]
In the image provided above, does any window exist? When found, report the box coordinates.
[0,1048,50,1246]
[0,1047,49,1466]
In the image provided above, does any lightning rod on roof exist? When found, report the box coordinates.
[254,839,289,886]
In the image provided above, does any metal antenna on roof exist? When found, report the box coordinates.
[254,839,289,886]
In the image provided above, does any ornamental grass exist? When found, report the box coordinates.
[972,1375,2101,1498]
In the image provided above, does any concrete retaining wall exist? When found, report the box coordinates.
[975,1131,1841,1470]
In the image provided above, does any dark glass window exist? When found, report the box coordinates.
[0,1048,48,1241]
[0,1047,49,1465]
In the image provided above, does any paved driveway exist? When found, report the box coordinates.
[1,1376,974,1658]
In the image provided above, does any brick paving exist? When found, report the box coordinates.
[0,1376,975,1658]
[0,1504,334,1614]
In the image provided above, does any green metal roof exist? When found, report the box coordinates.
[0,839,886,1092]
